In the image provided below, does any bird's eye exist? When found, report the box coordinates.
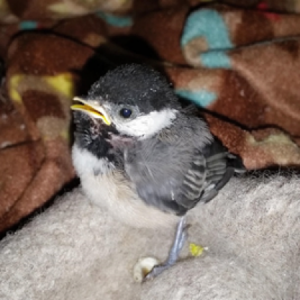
[119,108,132,118]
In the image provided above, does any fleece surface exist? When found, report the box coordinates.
[0,172,300,300]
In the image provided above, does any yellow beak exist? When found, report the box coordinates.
[71,97,111,126]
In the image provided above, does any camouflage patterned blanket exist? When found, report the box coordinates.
[1,0,300,233]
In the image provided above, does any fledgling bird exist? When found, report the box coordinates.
[71,64,245,280]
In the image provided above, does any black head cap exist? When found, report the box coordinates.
[87,64,180,114]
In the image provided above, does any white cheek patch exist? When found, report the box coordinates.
[116,109,177,139]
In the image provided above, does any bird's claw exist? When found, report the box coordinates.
[143,264,170,281]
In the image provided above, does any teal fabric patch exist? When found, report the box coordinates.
[19,21,38,30]
[181,9,233,50]
[96,12,133,27]
[200,51,231,69]
[175,89,217,107]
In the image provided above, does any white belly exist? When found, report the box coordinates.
[72,144,178,229]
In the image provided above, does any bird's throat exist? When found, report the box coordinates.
[107,134,135,150]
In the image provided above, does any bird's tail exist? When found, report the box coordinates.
[227,153,246,174]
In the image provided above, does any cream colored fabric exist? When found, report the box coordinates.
[1,173,299,299]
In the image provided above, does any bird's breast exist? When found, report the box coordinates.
[72,143,178,229]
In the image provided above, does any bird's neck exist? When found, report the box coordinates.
[107,133,136,150]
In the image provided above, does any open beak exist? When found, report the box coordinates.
[71,97,111,126]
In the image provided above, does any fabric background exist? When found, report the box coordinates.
[0,3,300,295]
[1,173,299,299]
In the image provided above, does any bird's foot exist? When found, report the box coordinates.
[144,217,187,281]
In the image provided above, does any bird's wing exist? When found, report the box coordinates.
[198,138,245,203]
[174,149,207,209]
[173,141,243,210]
[124,136,194,216]
[124,118,245,216]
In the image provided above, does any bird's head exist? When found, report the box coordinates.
[71,64,180,140]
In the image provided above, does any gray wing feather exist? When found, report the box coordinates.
[124,114,244,215]
[124,136,192,215]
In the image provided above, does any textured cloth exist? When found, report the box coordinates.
[0,173,300,299]
[1,1,300,232]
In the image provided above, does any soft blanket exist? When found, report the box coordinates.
[0,3,300,293]
[1,173,300,299]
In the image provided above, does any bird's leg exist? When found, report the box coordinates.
[144,216,187,281]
